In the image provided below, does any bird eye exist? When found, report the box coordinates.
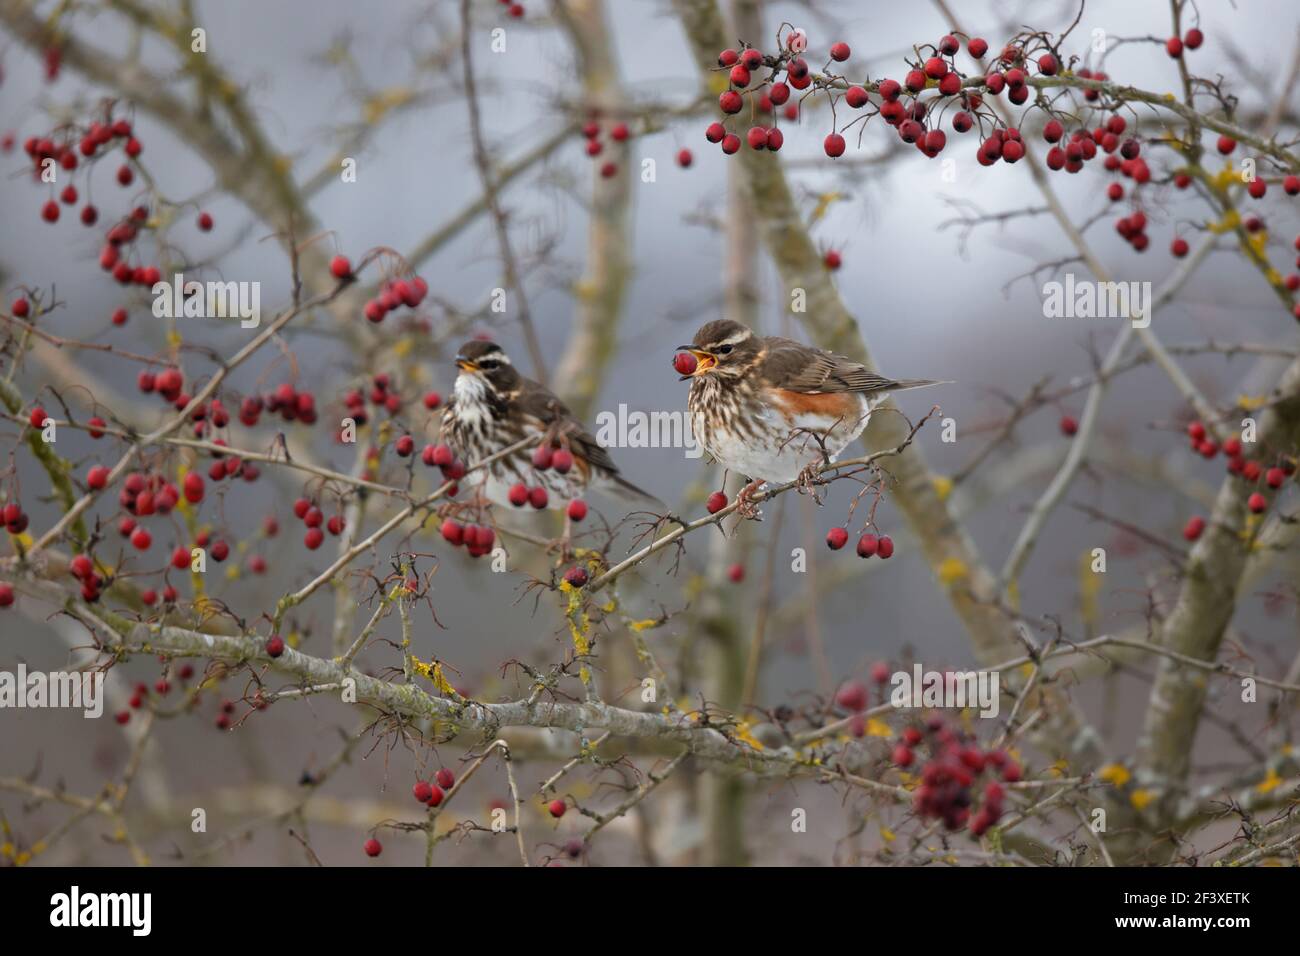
[717,345,733,355]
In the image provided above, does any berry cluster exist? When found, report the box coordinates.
[292,496,346,551]
[893,715,1020,835]
[1179,420,1295,539]
[439,516,496,558]
[362,274,428,324]
[825,525,895,559]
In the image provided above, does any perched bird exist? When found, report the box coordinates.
[679,319,943,500]
[442,340,659,510]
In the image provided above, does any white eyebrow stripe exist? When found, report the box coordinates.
[717,330,753,347]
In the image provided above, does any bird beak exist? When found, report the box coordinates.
[455,357,479,372]
[677,347,717,377]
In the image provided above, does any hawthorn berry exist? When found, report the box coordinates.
[1216,135,1236,154]
[363,838,382,857]
[877,535,895,559]
[87,465,110,490]
[436,768,456,790]
[823,133,846,158]
[566,499,587,522]
[856,534,878,558]
[673,351,697,376]
[413,780,433,803]
[329,255,353,280]
[1184,28,1204,49]
[563,566,588,588]
[1060,415,1078,436]
[826,527,848,550]
[824,249,842,270]
[829,41,850,62]
[1171,237,1189,257]
[677,148,693,168]
[266,634,285,658]
[967,37,989,58]
[1247,492,1268,514]
[727,562,745,583]
[835,681,867,712]
[508,483,529,507]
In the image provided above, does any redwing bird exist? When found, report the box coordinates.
[679,319,944,503]
[442,340,660,510]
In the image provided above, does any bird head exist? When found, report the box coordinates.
[676,320,760,380]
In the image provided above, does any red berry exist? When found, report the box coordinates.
[1060,415,1078,436]
[1216,135,1236,155]
[829,42,850,62]
[892,744,915,767]
[197,211,213,231]
[823,133,846,158]
[183,471,204,503]
[304,527,324,549]
[563,566,589,588]
[395,434,414,457]
[826,527,848,550]
[1183,516,1206,541]
[676,148,693,168]
[1247,492,1268,514]
[727,562,745,583]
[508,483,529,507]
[845,85,868,109]
[440,519,465,546]
[1184,28,1203,49]
[923,56,948,79]
[967,38,989,58]
[1171,237,1189,257]
[413,780,433,803]
[673,351,698,376]
[856,533,878,558]
[1037,53,1059,75]
[1266,467,1285,489]
[548,799,567,818]
[720,133,741,155]
[363,838,382,857]
[877,535,894,559]
[131,527,152,551]
[706,491,728,514]
[566,499,587,522]
[719,90,743,114]
[87,465,110,490]
[1186,421,1207,442]
[266,634,285,658]
[528,486,548,509]
[729,64,751,88]
[552,449,574,473]
[426,785,445,807]
[824,249,842,270]
[329,255,353,279]
[436,768,455,790]
[705,122,726,143]
[835,681,867,711]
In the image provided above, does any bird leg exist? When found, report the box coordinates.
[735,479,765,520]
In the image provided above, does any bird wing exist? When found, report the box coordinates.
[757,336,898,393]
[513,379,622,474]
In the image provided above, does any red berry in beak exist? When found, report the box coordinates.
[673,351,698,376]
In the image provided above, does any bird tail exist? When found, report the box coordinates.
[604,473,665,511]
[888,378,951,391]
